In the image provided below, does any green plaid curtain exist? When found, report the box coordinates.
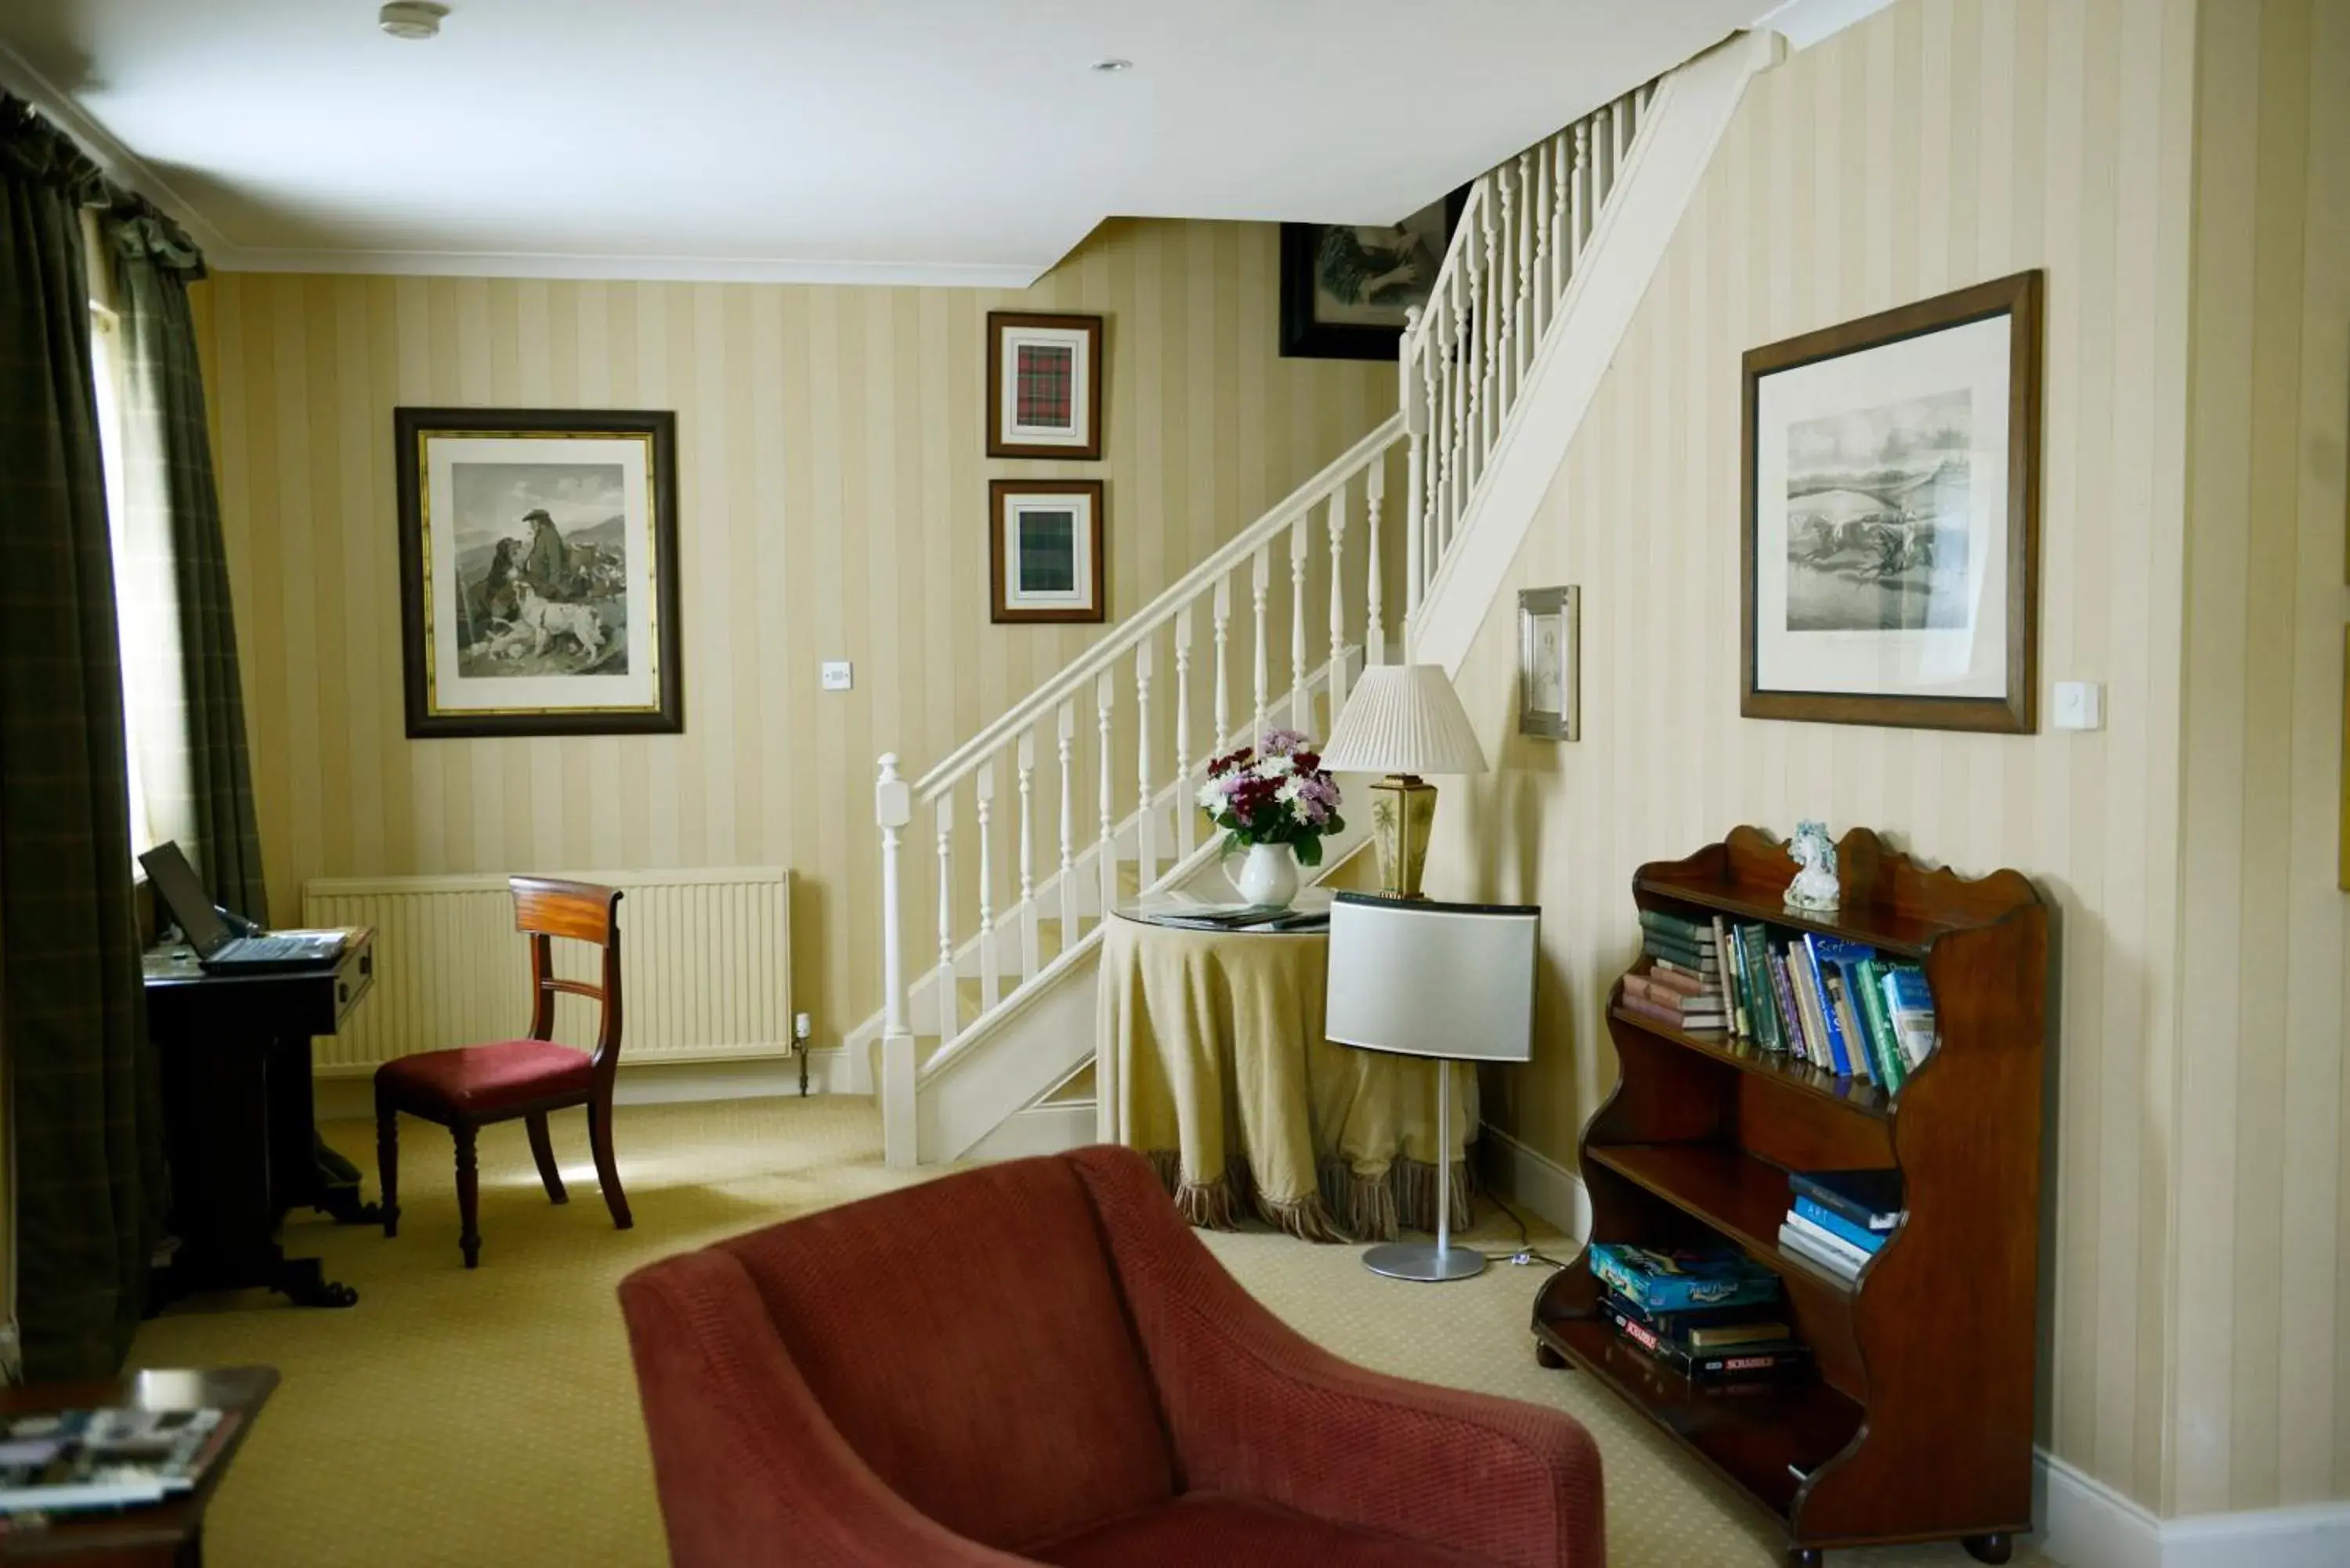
[0,97,167,1378]
[107,211,269,923]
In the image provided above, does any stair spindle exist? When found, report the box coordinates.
[1495,160,1520,413]
[1365,461,1386,666]
[1250,546,1271,742]
[1478,185,1500,466]
[1572,122,1591,255]
[1212,576,1231,751]
[1134,641,1156,889]
[1514,150,1535,388]
[1017,731,1039,980]
[1531,142,1554,338]
[1173,605,1195,855]
[1325,479,1349,712]
[935,795,956,1050]
[1096,670,1116,917]
[1288,516,1310,733]
[1057,702,1078,943]
[975,760,999,1010]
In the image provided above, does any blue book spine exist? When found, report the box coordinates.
[1801,934,1852,1075]
[1794,1195,1889,1253]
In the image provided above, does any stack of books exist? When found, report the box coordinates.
[1638,909,1943,1086]
[1620,910,1728,1031]
[0,1405,239,1516]
[1585,1242,1812,1383]
[1777,1169,1903,1283]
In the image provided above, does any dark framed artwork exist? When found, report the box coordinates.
[1741,270,2044,733]
[989,479,1104,624]
[987,312,1104,459]
[1279,186,1468,361]
[396,406,683,738]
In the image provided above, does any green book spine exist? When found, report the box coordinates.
[1638,909,1716,945]
[1739,924,1782,1053]
[1855,959,1906,1090]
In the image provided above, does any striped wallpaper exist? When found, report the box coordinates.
[188,219,1394,1062]
[2170,0,2349,1518]
[1416,0,2326,1520]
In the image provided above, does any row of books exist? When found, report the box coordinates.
[1624,909,1940,1086]
[1585,1243,1812,1384]
[1777,1169,1904,1283]
[0,1405,237,1516]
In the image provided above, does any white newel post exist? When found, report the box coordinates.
[874,755,917,1169]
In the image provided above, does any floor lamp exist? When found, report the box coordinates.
[1324,891,1540,1282]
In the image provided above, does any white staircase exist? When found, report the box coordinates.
[859,33,1783,1168]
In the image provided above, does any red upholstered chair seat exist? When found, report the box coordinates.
[377,1039,593,1117]
[620,1145,1604,1568]
[1032,1492,1496,1567]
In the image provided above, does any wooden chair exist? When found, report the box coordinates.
[374,876,632,1268]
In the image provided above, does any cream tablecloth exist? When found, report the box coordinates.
[1096,911,1475,1243]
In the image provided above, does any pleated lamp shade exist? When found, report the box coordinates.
[1320,664,1488,777]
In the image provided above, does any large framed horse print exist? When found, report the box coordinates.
[396,407,683,738]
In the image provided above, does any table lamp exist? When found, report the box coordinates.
[1318,664,1487,899]
[1325,891,1539,1281]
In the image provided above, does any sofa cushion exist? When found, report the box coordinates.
[714,1154,1175,1552]
[1033,1491,1499,1567]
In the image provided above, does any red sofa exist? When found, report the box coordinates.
[619,1144,1603,1567]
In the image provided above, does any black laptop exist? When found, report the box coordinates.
[139,840,346,974]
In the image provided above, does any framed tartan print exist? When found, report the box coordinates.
[987,312,1104,459]
[989,480,1104,623]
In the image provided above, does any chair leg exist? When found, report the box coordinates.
[454,1123,482,1269]
[374,1090,400,1238]
[587,1097,631,1231]
[526,1112,568,1205]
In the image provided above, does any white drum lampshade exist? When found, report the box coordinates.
[1325,891,1539,1281]
[1319,665,1488,899]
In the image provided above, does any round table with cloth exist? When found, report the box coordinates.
[1094,909,1476,1243]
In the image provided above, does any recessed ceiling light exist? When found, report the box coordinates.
[1090,58,1134,74]
[379,2,450,41]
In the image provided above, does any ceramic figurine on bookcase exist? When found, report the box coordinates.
[1784,820,1840,912]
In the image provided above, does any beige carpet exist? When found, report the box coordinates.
[128,1098,2055,1567]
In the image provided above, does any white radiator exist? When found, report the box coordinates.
[300,868,790,1078]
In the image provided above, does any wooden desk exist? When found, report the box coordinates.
[0,1366,276,1566]
[143,933,377,1308]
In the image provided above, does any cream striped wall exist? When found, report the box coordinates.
[189,219,1394,1061]
[2171,0,2349,1519]
[1422,0,2208,1515]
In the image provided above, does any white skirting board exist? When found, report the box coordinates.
[1479,1126,1593,1241]
[312,1050,852,1122]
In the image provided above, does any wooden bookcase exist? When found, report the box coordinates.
[1531,827,2047,1567]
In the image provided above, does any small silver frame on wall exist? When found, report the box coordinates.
[1517,586,1579,741]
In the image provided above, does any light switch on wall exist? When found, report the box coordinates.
[2052,681,2103,731]
[820,660,853,692]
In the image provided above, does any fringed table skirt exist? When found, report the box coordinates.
[1097,911,1477,1243]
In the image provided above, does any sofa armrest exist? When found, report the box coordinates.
[1068,1146,1603,1568]
[619,1249,1032,1568]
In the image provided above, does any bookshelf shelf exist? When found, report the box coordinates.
[1607,1004,1893,1120]
[1535,826,2047,1568]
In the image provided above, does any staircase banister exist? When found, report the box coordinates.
[910,411,1405,800]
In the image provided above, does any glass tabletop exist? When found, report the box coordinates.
[1115,887,1334,933]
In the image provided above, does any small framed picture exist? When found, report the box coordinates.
[990,480,1104,623]
[988,312,1104,459]
[1518,586,1579,740]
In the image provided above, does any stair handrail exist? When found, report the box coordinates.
[911,411,1405,803]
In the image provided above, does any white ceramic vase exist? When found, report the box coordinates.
[1226,841,1301,909]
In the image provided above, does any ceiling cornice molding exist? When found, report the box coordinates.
[0,37,234,257]
[211,244,1051,290]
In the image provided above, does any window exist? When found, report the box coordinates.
[89,298,161,860]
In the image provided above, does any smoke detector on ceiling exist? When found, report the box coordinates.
[379,2,450,41]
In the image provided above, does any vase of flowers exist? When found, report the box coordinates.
[1197,729,1345,910]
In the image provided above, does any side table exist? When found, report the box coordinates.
[0,1366,277,1566]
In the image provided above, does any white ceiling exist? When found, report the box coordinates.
[1,0,1780,284]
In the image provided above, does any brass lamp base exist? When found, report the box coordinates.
[1367,774,1439,899]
